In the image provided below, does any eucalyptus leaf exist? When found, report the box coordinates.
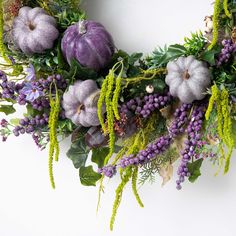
[79,165,102,186]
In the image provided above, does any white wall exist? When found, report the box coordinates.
[1,1,236,236]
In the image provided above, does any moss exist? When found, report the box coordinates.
[208,0,221,50]
[48,82,60,189]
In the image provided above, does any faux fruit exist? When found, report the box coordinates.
[61,20,115,71]
[62,80,104,127]
[12,6,59,54]
[165,56,211,104]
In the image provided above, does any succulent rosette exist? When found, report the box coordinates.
[0,0,236,231]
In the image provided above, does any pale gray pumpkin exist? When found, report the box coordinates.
[165,56,211,104]
[12,6,59,54]
[63,80,104,127]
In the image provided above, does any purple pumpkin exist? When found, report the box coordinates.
[61,20,115,71]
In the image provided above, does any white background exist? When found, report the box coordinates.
[1,0,236,236]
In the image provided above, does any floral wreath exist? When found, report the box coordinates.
[0,0,236,230]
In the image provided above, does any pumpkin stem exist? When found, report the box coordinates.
[77,104,85,114]
[28,22,36,31]
[183,70,190,80]
[78,20,87,34]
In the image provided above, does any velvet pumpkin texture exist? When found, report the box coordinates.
[12,7,59,54]
[61,20,115,71]
[165,56,211,104]
[62,80,104,127]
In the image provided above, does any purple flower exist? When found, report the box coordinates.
[21,83,44,102]
[25,64,36,81]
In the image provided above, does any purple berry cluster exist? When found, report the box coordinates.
[0,71,24,100]
[13,114,49,137]
[99,103,192,178]
[120,135,172,169]
[176,103,206,190]
[216,39,236,67]
[32,131,49,150]
[120,92,172,119]
[98,165,117,178]
[169,103,192,137]
[0,119,9,142]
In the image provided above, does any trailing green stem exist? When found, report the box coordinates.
[110,167,132,231]
[223,0,231,18]
[132,167,144,208]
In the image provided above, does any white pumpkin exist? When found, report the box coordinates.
[165,56,211,104]
[12,6,59,54]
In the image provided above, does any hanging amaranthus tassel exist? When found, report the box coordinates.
[223,0,231,18]
[48,82,60,189]
[221,88,234,173]
[205,85,234,173]
[97,61,124,165]
[208,0,221,50]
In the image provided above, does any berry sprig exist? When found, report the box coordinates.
[216,39,236,67]
[176,103,206,190]
[120,92,172,119]
[99,103,192,178]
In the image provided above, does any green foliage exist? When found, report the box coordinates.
[61,59,98,84]
[201,45,221,66]
[187,159,204,183]
[91,147,110,168]
[25,104,42,117]
[139,148,177,185]
[10,118,20,126]
[79,165,101,186]
[0,104,16,115]
[48,0,85,29]
[106,50,143,78]
[66,128,89,168]
[184,32,207,56]
[147,44,187,68]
